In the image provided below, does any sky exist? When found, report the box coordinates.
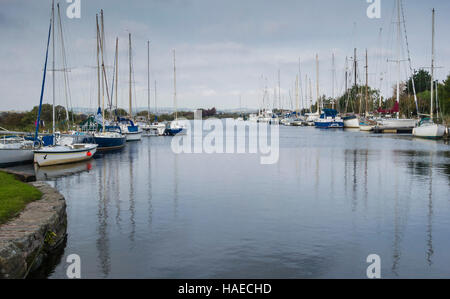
[1,0,450,112]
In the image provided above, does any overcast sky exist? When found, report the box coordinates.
[1,0,449,112]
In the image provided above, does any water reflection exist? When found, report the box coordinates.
[16,128,449,278]
[96,156,110,278]
[427,154,434,266]
[34,160,94,181]
[129,145,136,247]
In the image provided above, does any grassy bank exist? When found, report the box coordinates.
[0,172,42,225]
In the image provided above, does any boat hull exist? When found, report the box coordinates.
[378,119,417,129]
[413,124,446,139]
[343,117,360,128]
[94,135,126,151]
[0,149,34,166]
[144,124,166,136]
[315,121,344,129]
[34,144,98,167]
[359,125,374,132]
[167,128,187,136]
[125,132,142,141]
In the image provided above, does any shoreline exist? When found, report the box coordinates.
[0,172,67,279]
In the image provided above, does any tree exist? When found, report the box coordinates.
[337,85,380,114]
[406,69,431,95]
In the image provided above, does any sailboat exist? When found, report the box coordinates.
[92,11,126,150]
[314,54,344,128]
[413,9,446,139]
[144,41,166,136]
[148,84,167,136]
[34,2,97,167]
[359,49,375,132]
[0,130,34,166]
[343,51,360,128]
[375,0,418,132]
[120,33,142,141]
[167,49,187,136]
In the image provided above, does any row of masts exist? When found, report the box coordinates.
[258,0,428,119]
[258,50,371,116]
[94,11,164,125]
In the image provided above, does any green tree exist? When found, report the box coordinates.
[406,69,431,94]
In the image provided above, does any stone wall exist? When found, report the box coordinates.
[0,181,67,279]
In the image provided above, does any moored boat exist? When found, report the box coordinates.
[343,115,360,129]
[315,109,344,129]
[149,121,167,136]
[413,119,446,139]
[412,9,445,140]
[93,128,126,150]
[33,3,98,168]
[120,120,143,141]
[167,120,187,136]
[0,137,34,167]
[34,143,98,167]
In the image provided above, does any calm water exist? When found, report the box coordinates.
[16,126,450,278]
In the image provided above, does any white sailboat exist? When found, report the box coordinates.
[143,41,166,136]
[120,33,143,141]
[149,80,167,136]
[413,9,446,139]
[343,51,360,128]
[304,76,319,126]
[376,0,418,131]
[34,2,97,167]
[0,132,34,166]
[359,50,375,132]
[92,13,126,150]
[167,49,187,136]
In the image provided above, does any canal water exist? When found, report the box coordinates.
[17,127,450,278]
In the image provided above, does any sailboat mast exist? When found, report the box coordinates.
[298,58,303,113]
[316,54,320,114]
[154,80,157,115]
[396,0,401,119]
[353,48,357,88]
[345,56,349,113]
[365,49,369,117]
[430,8,435,119]
[278,70,281,110]
[173,49,177,121]
[129,33,132,118]
[309,78,312,113]
[332,53,335,109]
[100,10,105,130]
[52,0,55,138]
[147,41,150,121]
[295,75,299,116]
[304,74,308,113]
[115,37,118,112]
[96,15,100,109]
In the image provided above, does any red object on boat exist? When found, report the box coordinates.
[87,151,92,157]
[377,102,399,115]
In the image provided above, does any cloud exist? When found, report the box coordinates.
[0,0,450,111]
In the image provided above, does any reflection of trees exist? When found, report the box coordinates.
[402,150,450,185]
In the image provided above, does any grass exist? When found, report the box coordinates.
[0,171,42,225]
